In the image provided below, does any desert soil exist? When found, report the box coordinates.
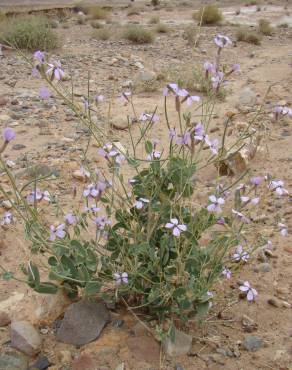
[0,1,292,369]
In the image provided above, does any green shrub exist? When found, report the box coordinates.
[183,26,199,46]
[236,27,262,45]
[277,23,289,29]
[258,19,273,35]
[50,20,59,29]
[127,6,143,16]
[0,15,59,50]
[0,11,7,23]
[123,25,154,44]
[92,28,111,41]
[193,5,223,25]
[90,20,103,29]
[151,0,160,5]
[149,15,160,24]
[155,23,170,33]
[76,15,86,25]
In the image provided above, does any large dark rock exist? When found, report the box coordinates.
[10,321,41,356]
[56,299,110,346]
[0,351,28,370]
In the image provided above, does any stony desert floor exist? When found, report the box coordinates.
[0,1,292,369]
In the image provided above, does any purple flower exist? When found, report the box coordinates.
[169,127,176,139]
[166,83,189,97]
[186,95,201,106]
[26,189,50,204]
[114,272,128,285]
[94,95,104,103]
[250,176,263,186]
[31,68,39,77]
[232,64,240,73]
[84,206,100,213]
[214,34,232,48]
[203,61,216,76]
[3,127,15,142]
[83,182,106,199]
[241,196,259,205]
[147,150,161,160]
[211,71,224,90]
[34,50,45,64]
[233,245,250,262]
[49,224,66,241]
[134,198,150,209]
[176,131,191,146]
[39,86,51,100]
[274,105,292,120]
[205,136,219,155]
[278,223,288,237]
[99,143,125,164]
[207,195,225,214]
[239,281,258,302]
[46,60,65,81]
[222,267,231,279]
[140,112,159,124]
[232,209,250,223]
[65,213,78,225]
[194,123,205,141]
[1,212,12,225]
[165,218,187,237]
[268,180,288,196]
[93,215,111,230]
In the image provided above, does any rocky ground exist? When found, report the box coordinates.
[0,1,292,370]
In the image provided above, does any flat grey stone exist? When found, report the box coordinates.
[56,299,110,346]
[242,336,263,351]
[11,321,42,356]
[163,328,192,357]
[0,351,28,370]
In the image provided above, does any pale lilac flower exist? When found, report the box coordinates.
[84,206,100,213]
[232,64,240,73]
[31,68,39,77]
[46,60,65,81]
[217,217,225,225]
[99,143,125,164]
[83,182,105,199]
[239,281,258,302]
[140,113,159,123]
[1,212,12,225]
[207,291,214,308]
[203,61,216,77]
[176,131,191,146]
[134,198,150,209]
[94,94,104,103]
[214,34,232,48]
[233,245,250,262]
[169,127,176,139]
[26,189,50,204]
[165,218,187,237]
[236,183,247,191]
[94,215,111,230]
[39,86,51,100]
[250,176,263,186]
[211,71,224,90]
[147,150,161,160]
[49,224,66,241]
[114,272,128,285]
[268,180,288,196]
[207,195,225,214]
[82,97,89,110]
[274,106,292,120]
[166,83,189,97]
[278,223,288,237]
[251,197,260,205]
[34,50,45,64]
[205,136,219,155]
[222,267,232,279]
[186,95,201,106]
[194,123,205,141]
[65,213,78,225]
[241,196,259,205]
[232,209,250,223]
[3,127,15,142]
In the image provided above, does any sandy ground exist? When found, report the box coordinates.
[0,1,292,369]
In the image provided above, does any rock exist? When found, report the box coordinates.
[242,336,263,351]
[136,70,156,83]
[131,322,148,336]
[218,151,248,175]
[254,263,271,273]
[0,96,8,106]
[236,87,257,108]
[134,61,144,69]
[242,315,257,333]
[12,144,26,151]
[72,169,88,181]
[0,351,28,370]
[216,347,234,357]
[115,364,125,370]
[11,321,42,356]
[56,299,110,346]
[33,289,71,324]
[28,355,50,370]
[127,335,160,363]
[0,311,11,327]
[267,297,281,308]
[0,293,25,315]
[121,80,133,88]
[175,364,184,370]
[0,114,11,123]
[163,328,192,357]
[110,119,129,131]
[72,355,95,370]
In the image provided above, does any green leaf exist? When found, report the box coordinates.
[169,324,176,343]
[27,262,40,286]
[34,282,58,294]
[2,271,13,280]
[145,141,153,154]
[48,256,58,266]
[84,281,101,295]
[196,302,210,318]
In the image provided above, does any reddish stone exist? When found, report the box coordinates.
[126,335,160,364]
[72,355,96,370]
